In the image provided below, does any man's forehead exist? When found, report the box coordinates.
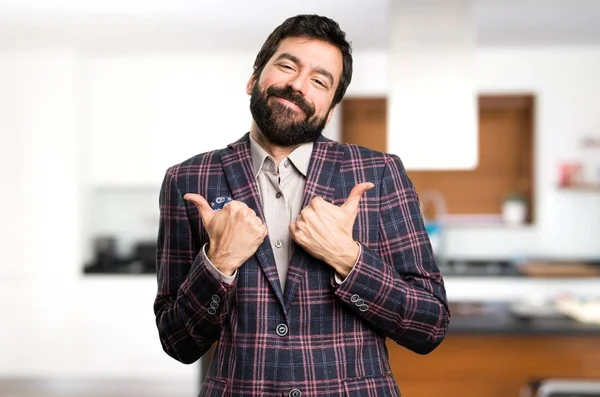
[273,36,335,55]
[269,38,342,76]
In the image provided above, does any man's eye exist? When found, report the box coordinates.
[314,79,326,88]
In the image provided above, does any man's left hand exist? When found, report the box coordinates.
[290,182,374,278]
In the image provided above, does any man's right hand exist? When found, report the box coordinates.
[184,193,268,276]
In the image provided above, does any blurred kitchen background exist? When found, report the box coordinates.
[1,0,600,396]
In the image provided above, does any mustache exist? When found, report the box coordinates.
[266,86,315,117]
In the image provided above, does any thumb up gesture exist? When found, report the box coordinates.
[289,182,374,277]
[184,193,268,276]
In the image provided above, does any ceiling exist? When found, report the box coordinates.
[1,0,600,52]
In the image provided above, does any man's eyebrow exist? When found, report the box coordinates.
[275,52,301,64]
[275,52,335,87]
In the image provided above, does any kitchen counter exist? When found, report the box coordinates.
[448,301,600,335]
[387,301,600,397]
[440,259,600,278]
[439,259,521,277]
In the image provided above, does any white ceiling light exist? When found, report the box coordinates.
[387,0,478,170]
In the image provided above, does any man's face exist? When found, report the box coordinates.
[247,37,343,146]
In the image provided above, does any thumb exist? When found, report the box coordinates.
[183,193,215,225]
[341,182,375,213]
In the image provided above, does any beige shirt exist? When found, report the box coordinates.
[249,134,312,291]
[203,134,357,289]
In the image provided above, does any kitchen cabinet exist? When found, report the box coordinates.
[390,335,600,397]
[388,302,600,397]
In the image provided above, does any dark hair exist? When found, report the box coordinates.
[252,14,353,107]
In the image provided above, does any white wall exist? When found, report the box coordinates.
[0,50,196,381]
[1,46,599,380]
[80,47,600,259]
[79,50,389,187]
[448,47,600,259]
[0,50,82,280]
[82,53,256,187]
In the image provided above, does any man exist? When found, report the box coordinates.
[154,14,450,397]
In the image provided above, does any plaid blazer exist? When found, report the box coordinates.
[154,133,450,397]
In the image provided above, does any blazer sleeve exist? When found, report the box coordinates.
[333,154,450,354]
[153,167,237,364]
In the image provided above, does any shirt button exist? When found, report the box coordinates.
[276,324,288,337]
[289,389,301,397]
[283,160,290,168]
[274,239,283,248]
[275,192,283,199]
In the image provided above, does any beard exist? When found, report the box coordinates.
[249,83,328,146]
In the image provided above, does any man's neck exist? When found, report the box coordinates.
[250,123,300,167]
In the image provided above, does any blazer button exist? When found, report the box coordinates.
[350,294,360,303]
[289,389,301,397]
[207,307,217,315]
[356,299,364,306]
[276,324,288,337]
[359,304,369,312]
[211,295,220,303]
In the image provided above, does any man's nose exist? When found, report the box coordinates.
[287,73,309,97]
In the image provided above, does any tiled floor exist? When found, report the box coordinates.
[0,378,197,397]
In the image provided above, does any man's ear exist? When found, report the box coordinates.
[246,73,258,95]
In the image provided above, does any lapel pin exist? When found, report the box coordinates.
[210,196,233,211]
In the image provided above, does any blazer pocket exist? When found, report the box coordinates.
[199,376,230,397]
[343,374,401,397]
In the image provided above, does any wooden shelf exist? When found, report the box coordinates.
[558,184,600,191]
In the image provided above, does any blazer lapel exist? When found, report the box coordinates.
[220,133,285,305]
[283,136,343,310]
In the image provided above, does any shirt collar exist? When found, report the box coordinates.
[249,133,313,178]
